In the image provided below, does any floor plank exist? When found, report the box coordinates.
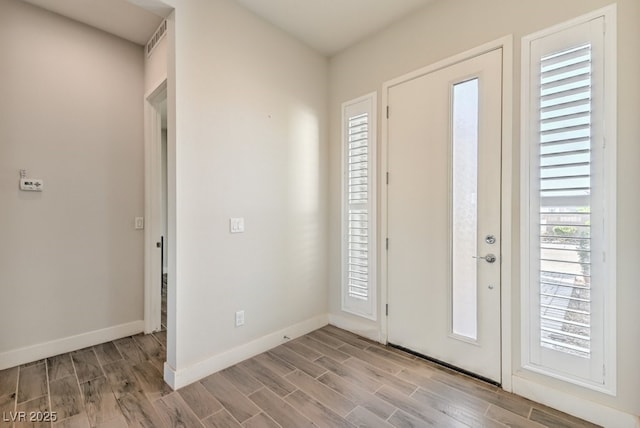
[486,404,546,428]
[317,371,395,420]
[0,366,19,397]
[321,326,375,350]
[346,406,395,428]
[283,341,323,361]
[81,376,122,426]
[285,369,356,417]
[49,375,84,421]
[200,373,260,423]
[47,354,75,383]
[294,336,350,362]
[285,389,355,428]
[71,350,103,384]
[248,387,314,428]
[252,352,295,377]
[93,343,123,367]
[239,358,297,397]
[242,412,280,428]
[202,409,242,428]
[268,346,327,378]
[178,381,222,419]
[116,390,165,428]
[153,392,203,428]
[17,363,48,404]
[102,360,144,400]
[0,393,17,421]
[54,412,91,428]
[375,385,466,427]
[131,360,172,402]
[15,395,50,428]
[314,356,382,392]
[338,343,403,374]
[219,365,263,396]
[343,358,417,395]
[113,337,148,365]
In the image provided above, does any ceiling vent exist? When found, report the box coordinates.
[146,20,167,57]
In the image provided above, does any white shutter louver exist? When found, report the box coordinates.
[347,112,370,300]
[342,94,376,319]
[538,44,592,359]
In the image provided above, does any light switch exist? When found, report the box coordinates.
[135,217,144,229]
[230,217,245,233]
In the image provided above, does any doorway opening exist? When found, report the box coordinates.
[144,80,168,343]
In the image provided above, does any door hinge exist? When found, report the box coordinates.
[386,304,389,316]
[386,172,389,185]
[386,238,389,250]
[386,106,389,119]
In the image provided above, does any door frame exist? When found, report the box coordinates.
[380,36,514,391]
[144,79,167,334]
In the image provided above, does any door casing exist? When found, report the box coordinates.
[380,36,514,391]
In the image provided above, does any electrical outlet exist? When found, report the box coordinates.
[235,310,245,327]
[229,217,245,233]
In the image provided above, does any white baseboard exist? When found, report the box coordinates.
[328,312,382,343]
[164,314,329,390]
[0,320,144,370]
[512,375,639,428]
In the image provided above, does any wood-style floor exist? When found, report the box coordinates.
[0,325,598,427]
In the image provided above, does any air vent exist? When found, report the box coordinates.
[146,20,167,57]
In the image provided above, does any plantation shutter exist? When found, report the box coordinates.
[537,43,594,359]
[342,94,376,319]
[523,14,615,387]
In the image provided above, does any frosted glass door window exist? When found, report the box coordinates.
[451,79,479,340]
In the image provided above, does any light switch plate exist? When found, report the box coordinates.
[230,217,245,233]
[135,217,144,229]
[235,310,245,327]
[20,178,43,191]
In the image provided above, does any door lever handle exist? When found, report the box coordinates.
[473,253,497,263]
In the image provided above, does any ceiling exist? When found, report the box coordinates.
[233,0,435,55]
[21,0,165,46]
[20,0,434,55]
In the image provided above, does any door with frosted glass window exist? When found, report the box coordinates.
[387,49,503,382]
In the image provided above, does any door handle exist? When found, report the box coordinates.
[473,253,497,263]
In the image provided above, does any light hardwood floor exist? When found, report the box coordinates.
[0,326,599,427]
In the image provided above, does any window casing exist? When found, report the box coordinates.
[521,7,616,393]
[342,93,377,319]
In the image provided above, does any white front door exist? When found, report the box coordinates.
[386,49,503,383]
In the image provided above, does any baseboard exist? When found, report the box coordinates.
[164,314,329,390]
[512,375,639,428]
[0,320,145,370]
[328,312,382,343]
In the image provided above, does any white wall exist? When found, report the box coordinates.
[158,0,329,386]
[328,0,639,422]
[0,0,145,364]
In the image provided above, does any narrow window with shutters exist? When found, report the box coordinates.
[521,7,616,392]
[342,93,377,319]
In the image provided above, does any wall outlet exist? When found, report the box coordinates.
[235,310,245,327]
[229,217,245,233]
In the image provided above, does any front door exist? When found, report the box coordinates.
[386,49,503,383]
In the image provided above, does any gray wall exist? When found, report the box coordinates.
[0,0,145,356]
